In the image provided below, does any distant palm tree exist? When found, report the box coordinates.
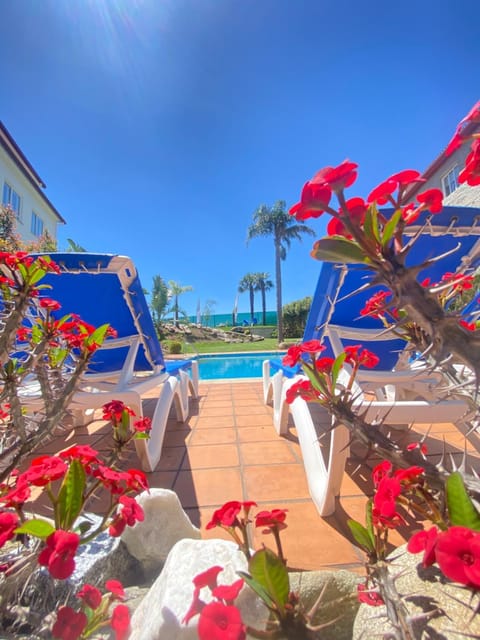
[168,280,193,327]
[255,272,274,326]
[247,201,315,343]
[66,238,87,252]
[238,273,258,324]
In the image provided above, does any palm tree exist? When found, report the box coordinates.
[168,280,193,327]
[150,275,169,325]
[238,273,258,324]
[247,200,315,343]
[255,272,274,326]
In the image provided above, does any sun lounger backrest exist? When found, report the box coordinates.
[30,253,165,374]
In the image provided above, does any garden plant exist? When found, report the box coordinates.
[0,253,151,638]
[182,102,480,639]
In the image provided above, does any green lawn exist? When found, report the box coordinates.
[181,338,297,354]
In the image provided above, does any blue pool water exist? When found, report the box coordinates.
[196,352,285,380]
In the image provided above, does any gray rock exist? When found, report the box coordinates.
[353,545,480,639]
[121,489,200,577]
[129,538,269,640]
[290,570,362,640]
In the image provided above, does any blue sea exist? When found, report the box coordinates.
[187,310,277,328]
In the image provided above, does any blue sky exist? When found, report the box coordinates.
[1,0,479,317]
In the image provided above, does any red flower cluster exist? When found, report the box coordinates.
[255,508,288,533]
[183,566,246,640]
[408,525,480,589]
[102,400,135,423]
[285,378,318,404]
[459,138,480,186]
[52,580,129,640]
[206,500,257,530]
[445,100,480,156]
[371,461,424,530]
[360,290,394,320]
[344,345,380,369]
[289,160,358,221]
[109,495,145,537]
[38,530,80,579]
[282,340,324,367]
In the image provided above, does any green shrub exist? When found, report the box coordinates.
[168,340,183,354]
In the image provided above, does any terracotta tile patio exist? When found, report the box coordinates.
[28,379,480,574]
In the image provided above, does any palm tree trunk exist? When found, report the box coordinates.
[261,285,267,326]
[274,239,283,343]
[249,287,255,323]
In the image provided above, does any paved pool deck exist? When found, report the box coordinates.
[31,379,480,573]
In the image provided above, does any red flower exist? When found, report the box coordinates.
[327,216,349,237]
[133,417,152,433]
[23,455,68,486]
[110,604,131,640]
[300,339,325,355]
[401,202,421,224]
[459,139,480,186]
[206,502,242,529]
[394,465,425,485]
[0,510,19,548]
[372,460,392,487]
[105,579,126,600]
[38,530,80,580]
[124,468,149,492]
[39,297,61,311]
[1,476,30,508]
[59,445,99,465]
[52,606,87,640]
[315,356,335,373]
[344,345,379,369]
[460,320,477,331]
[360,290,392,318]
[389,169,423,188]
[255,509,288,532]
[194,566,223,590]
[285,379,318,404]
[374,476,401,518]
[183,586,205,624]
[445,101,480,156]
[407,527,439,568]
[102,400,135,422]
[315,160,358,192]
[357,583,384,607]
[282,345,303,367]
[367,179,397,205]
[109,496,144,537]
[77,583,102,610]
[197,601,246,640]
[289,178,332,221]
[416,188,443,214]
[435,526,480,588]
[212,578,244,604]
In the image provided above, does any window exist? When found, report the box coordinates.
[2,182,22,220]
[31,211,44,236]
[442,165,460,196]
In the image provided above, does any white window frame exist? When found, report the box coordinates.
[441,165,460,197]
[2,181,22,221]
[31,211,44,237]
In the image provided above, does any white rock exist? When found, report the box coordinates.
[129,538,268,640]
[121,489,200,574]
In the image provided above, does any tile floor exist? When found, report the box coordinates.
[29,379,480,574]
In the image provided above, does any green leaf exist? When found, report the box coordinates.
[310,237,368,264]
[57,459,86,530]
[364,204,380,243]
[446,472,480,530]
[238,571,277,611]
[134,432,150,440]
[331,352,346,389]
[381,209,402,247]
[347,519,375,552]
[15,518,55,539]
[248,548,289,616]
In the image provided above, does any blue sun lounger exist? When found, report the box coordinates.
[263,206,480,515]
[30,253,198,472]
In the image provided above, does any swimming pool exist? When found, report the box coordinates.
[196,351,285,380]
